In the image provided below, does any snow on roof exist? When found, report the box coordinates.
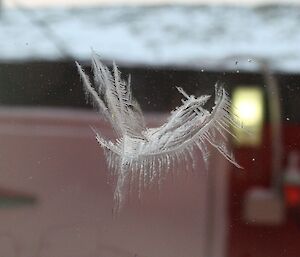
[0,5,300,72]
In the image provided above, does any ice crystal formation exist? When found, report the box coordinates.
[76,53,242,211]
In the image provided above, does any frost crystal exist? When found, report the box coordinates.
[76,52,242,211]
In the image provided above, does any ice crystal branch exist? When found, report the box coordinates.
[76,52,242,211]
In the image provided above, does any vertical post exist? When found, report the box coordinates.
[261,61,282,194]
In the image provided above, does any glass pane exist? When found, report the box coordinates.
[0,1,299,257]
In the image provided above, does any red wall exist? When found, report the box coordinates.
[228,125,300,257]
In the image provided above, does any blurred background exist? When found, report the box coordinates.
[0,0,300,257]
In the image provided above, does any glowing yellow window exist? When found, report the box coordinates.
[232,86,264,147]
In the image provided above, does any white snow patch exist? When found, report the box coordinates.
[0,5,300,72]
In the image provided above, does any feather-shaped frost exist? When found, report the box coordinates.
[76,53,242,211]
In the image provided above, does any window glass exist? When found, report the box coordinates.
[0,1,299,257]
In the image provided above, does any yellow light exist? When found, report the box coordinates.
[232,86,264,146]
